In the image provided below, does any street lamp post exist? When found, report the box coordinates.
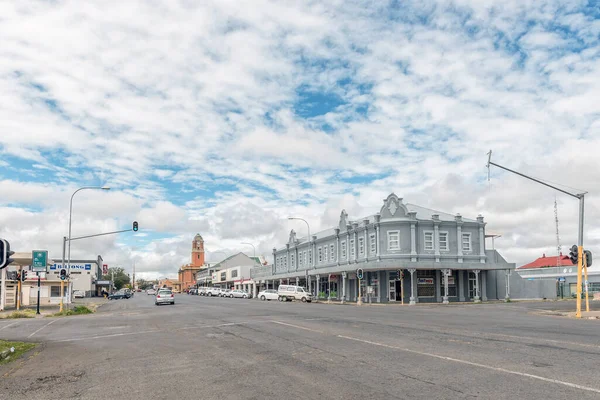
[241,242,256,258]
[288,217,311,292]
[65,186,110,307]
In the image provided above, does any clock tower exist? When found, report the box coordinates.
[192,233,205,267]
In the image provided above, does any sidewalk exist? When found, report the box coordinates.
[0,298,108,319]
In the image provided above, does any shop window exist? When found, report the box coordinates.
[440,273,457,297]
[417,270,435,297]
[51,286,61,297]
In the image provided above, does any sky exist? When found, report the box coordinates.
[1,0,599,280]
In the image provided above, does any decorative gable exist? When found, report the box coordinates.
[288,229,297,245]
[339,210,349,231]
[379,193,409,219]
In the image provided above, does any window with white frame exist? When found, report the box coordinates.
[284,256,287,268]
[330,244,335,261]
[291,254,295,268]
[309,250,312,265]
[324,245,329,262]
[318,247,323,263]
[350,239,355,259]
[358,237,365,255]
[369,233,376,254]
[341,241,347,259]
[298,251,303,266]
[439,232,449,251]
[387,231,400,250]
[424,231,434,251]
[462,233,472,252]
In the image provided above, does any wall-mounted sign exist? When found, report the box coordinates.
[418,278,434,285]
[50,263,92,271]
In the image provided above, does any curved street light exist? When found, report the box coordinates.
[241,242,256,258]
[65,186,110,305]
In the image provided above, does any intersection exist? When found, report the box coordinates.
[1,296,599,400]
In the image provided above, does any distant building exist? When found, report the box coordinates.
[178,234,205,292]
[158,278,181,292]
[517,253,600,297]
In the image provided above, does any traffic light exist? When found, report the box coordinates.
[569,245,578,265]
[584,250,592,267]
[133,221,139,232]
[357,268,364,280]
[60,269,67,280]
[0,239,15,270]
[21,270,27,282]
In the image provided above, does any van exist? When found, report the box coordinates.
[277,285,312,303]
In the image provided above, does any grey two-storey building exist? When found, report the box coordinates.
[251,193,517,304]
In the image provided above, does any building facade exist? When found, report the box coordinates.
[197,252,263,295]
[178,234,205,292]
[251,193,516,304]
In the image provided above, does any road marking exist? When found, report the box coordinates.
[52,329,159,343]
[337,335,600,395]
[0,321,19,331]
[28,319,59,338]
[271,320,324,333]
[481,332,600,349]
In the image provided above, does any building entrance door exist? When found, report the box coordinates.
[395,280,403,302]
[468,272,476,299]
[389,278,396,301]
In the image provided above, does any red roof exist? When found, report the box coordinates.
[518,253,574,269]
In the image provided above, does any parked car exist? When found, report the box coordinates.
[155,289,175,305]
[206,287,221,297]
[219,289,231,297]
[257,289,278,301]
[124,288,133,298]
[198,287,207,296]
[188,288,198,295]
[73,290,85,298]
[277,285,312,302]
[230,289,249,299]
[147,289,156,295]
[108,290,128,300]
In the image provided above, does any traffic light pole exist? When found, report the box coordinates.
[36,272,41,315]
[487,151,587,318]
[60,236,66,312]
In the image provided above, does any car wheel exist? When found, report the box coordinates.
[243,295,247,299]
[278,296,283,302]
[301,297,307,302]
[155,302,159,306]
[260,295,266,301]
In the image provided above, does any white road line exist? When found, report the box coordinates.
[337,334,600,395]
[271,320,324,333]
[0,321,19,331]
[52,330,159,343]
[28,319,59,338]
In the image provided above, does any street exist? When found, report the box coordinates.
[1,296,599,400]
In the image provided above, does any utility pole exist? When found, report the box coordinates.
[487,151,587,317]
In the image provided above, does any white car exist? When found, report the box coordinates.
[230,289,249,298]
[277,285,312,302]
[206,287,221,297]
[155,289,175,305]
[219,289,231,297]
[147,289,156,295]
[73,290,85,298]
[257,289,278,301]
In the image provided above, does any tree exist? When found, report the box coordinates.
[136,279,153,290]
[102,267,131,290]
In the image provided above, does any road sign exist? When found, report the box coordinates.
[32,250,48,272]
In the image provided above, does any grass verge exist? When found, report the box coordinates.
[0,309,36,319]
[50,305,94,317]
[0,340,36,365]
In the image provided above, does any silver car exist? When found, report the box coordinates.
[230,289,249,299]
[155,289,175,305]
[220,289,231,297]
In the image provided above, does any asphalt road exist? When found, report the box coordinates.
[1,295,599,400]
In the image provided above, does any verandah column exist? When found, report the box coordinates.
[408,268,417,305]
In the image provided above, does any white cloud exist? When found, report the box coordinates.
[0,0,598,274]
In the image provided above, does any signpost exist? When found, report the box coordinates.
[32,250,48,315]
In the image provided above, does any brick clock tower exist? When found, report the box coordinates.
[191,233,205,267]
